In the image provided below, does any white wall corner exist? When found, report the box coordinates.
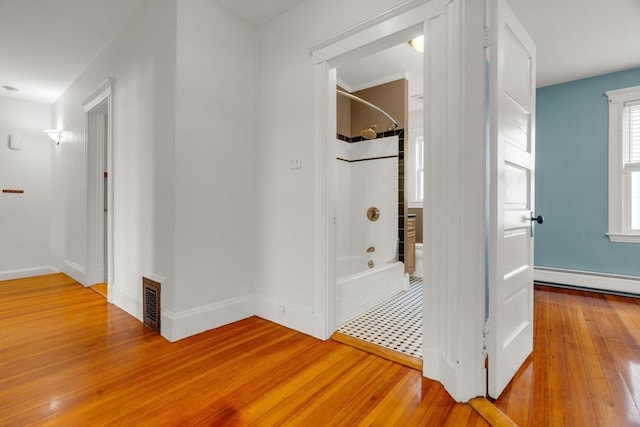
[62,259,87,285]
[161,294,255,342]
[534,267,640,295]
[0,265,60,281]
[254,294,327,340]
[110,282,142,322]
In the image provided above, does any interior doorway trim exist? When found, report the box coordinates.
[308,0,430,55]
[309,0,433,340]
[82,78,114,301]
[310,0,487,402]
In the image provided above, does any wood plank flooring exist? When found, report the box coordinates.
[0,274,488,426]
[495,284,640,426]
[88,282,107,298]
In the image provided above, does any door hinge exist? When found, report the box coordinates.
[483,26,489,48]
[481,320,489,358]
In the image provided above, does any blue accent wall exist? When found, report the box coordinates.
[535,67,640,277]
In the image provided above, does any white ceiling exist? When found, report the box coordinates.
[215,0,304,28]
[337,0,640,111]
[0,0,638,105]
[509,0,640,87]
[0,0,146,104]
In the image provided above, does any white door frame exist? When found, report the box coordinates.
[309,0,487,401]
[82,78,114,298]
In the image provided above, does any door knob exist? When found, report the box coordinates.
[530,213,544,224]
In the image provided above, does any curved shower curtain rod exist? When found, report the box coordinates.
[336,89,399,130]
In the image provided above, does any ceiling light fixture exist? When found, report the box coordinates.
[44,129,63,145]
[408,35,424,53]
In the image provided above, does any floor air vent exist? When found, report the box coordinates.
[142,277,161,333]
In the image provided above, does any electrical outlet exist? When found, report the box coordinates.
[279,304,287,315]
[289,153,301,169]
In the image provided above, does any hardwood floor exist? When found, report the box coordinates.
[3,275,638,426]
[0,274,488,426]
[88,282,107,298]
[495,284,640,426]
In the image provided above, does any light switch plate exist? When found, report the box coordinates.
[289,153,301,169]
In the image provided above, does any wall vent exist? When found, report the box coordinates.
[142,277,161,333]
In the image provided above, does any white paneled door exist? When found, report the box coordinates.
[488,0,538,398]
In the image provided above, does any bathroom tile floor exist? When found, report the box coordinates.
[336,277,422,358]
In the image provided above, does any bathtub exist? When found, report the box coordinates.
[335,255,409,326]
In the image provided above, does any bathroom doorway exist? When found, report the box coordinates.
[330,35,424,368]
[312,0,501,402]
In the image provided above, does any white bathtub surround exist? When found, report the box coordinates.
[336,135,399,263]
[337,136,398,162]
[335,135,402,325]
[335,256,406,325]
[350,157,398,262]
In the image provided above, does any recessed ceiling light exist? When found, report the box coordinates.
[2,85,19,92]
[408,35,424,53]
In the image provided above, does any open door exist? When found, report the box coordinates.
[82,79,112,293]
[488,0,538,398]
[86,101,108,287]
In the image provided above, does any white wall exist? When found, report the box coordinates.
[51,1,177,322]
[40,0,412,342]
[167,0,257,340]
[254,0,405,336]
[0,97,53,279]
[49,0,258,341]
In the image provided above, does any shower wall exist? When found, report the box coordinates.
[336,136,399,263]
[336,80,409,269]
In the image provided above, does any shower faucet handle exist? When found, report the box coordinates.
[366,246,375,253]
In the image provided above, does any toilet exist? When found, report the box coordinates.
[413,242,423,278]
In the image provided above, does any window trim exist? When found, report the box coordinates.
[605,85,640,243]
[408,130,424,208]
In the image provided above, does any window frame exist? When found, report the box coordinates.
[605,85,640,243]
[408,130,424,207]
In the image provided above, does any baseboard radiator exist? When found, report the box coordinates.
[534,267,639,297]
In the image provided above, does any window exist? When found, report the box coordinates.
[408,131,424,206]
[606,85,640,242]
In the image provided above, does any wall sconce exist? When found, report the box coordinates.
[408,35,424,53]
[44,129,63,145]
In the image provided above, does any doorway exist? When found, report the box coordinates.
[310,0,488,401]
[83,79,113,300]
[331,37,424,368]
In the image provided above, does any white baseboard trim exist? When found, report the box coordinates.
[110,282,142,322]
[254,294,326,340]
[534,267,640,296]
[62,259,86,285]
[162,294,254,342]
[0,265,60,281]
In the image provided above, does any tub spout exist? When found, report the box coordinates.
[366,246,375,253]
